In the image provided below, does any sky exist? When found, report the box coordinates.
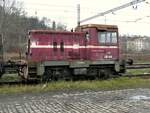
[20,0,150,36]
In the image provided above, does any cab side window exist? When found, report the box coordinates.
[98,31,117,44]
[111,32,117,43]
[98,32,105,43]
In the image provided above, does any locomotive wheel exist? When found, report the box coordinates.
[42,69,53,83]
[62,68,73,81]
[98,69,111,79]
[87,68,98,80]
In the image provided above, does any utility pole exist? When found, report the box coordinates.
[0,0,5,31]
[77,4,80,26]
[0,0,5,61]
[104,16,107,24]
[80,0,146,24]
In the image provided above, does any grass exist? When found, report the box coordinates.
[0,77,150,94]
[0,68,150,94]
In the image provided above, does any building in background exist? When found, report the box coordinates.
[121,36,150,53]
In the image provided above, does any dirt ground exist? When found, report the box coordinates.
[0,88,150,113]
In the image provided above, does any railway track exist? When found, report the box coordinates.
[0,63,149,85]
[0,79,40,85]
[122,73,150,78]
[0,73,150,85]
[127,63,150,69]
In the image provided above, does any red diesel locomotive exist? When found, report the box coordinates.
[25,24,125,81]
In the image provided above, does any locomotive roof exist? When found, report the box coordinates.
[29,24,118,35]
[76,24,118,30]
[28,30,83,35]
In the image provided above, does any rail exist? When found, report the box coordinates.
[127,63,150,69]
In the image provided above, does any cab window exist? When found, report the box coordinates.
[98,32,105,43]
[98,31,117,44]
[111,32,117,43]
[106,32,111,43]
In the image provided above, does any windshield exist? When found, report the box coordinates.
[98,31,117,44]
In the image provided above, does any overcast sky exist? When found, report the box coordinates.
[20,0,150,36]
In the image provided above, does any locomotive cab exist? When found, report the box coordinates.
[76,24,119,61]
[75,24,124,77]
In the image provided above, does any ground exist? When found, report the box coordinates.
[0,88,150,113]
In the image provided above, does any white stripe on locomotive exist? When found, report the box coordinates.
[30,45,118,49]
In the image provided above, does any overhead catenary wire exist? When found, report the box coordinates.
[21,0,150,26]
[80,0,146,23]
[23,0,150,16]
[23,1,107,11]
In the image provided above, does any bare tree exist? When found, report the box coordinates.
[0,0,67,60]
